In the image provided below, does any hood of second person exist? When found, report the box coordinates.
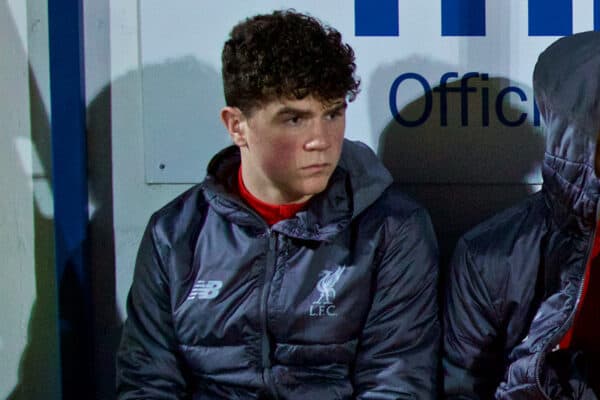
[534,31,600,224]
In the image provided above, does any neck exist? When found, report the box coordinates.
[238,166,307,225]
[239,163,311,205]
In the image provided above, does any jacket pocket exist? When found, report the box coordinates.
[271,341,358,400]
[179,344,258,375]
[273,339,358,366]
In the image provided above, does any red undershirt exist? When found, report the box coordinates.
[559,222,600,352]
[237,166,307,226]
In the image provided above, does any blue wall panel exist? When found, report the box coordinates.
[47,0,93,398]
[529,0,572,36]
[595,0,600,31]
[442,0,486,36]
[355,0,399,36]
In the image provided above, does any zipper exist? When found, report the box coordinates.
[218,191,280,397]
[260,230,279,399]
[534,204,599,399]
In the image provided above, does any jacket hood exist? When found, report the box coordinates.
[535,31,600,228]
[203,139,392,240]
[338,139,393,218]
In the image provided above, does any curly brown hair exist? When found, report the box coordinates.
[222,10,360,113]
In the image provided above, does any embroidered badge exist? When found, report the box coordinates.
[309,266,346,317]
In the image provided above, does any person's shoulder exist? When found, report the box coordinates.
[357,184,436,255]
[451,191,548,292]
[147,183,209,242]
[460,191,547,257]
[361,183,429,224]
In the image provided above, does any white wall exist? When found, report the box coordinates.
[1,0,60,398]
[0,0,183,394]
[0,0,180,395]
[109,0,192,320]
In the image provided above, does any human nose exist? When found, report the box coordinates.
[304,121,331,151]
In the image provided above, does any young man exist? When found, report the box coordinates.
[443,31,600,399]
[117,10,439,399]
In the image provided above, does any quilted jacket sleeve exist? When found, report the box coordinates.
[443,238,505,399]
[116,217,189,399]
[353,208,440,399]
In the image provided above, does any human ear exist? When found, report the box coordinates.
[220,106,247,147]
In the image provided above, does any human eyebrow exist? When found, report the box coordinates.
[274,107,313,119]
[324,101,347,114]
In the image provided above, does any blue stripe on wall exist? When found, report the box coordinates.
[355,0,399,36]
[47,0,93,398]
[529,0,572,36]
[442,0,486,36]
[595,0,600,31]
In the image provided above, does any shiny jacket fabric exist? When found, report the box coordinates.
[117,140,440,399]
[443,32,600,399]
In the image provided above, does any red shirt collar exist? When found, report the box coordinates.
[237,166,307,226]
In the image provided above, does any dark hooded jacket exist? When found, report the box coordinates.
[443,31,600,399]
[117,139,440,399]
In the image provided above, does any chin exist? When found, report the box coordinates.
[299,177,330,197]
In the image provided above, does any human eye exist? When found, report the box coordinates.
[284,114,302,126]
[326,108,345,120]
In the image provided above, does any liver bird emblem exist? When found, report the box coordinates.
[314,266,346,305]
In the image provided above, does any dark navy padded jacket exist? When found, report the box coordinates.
[117,139,440,399]
[443,31,600,399]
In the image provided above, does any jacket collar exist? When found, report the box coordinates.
[201,139,393,241]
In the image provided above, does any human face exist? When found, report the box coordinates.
[232,96,346,204]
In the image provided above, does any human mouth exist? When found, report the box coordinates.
[302,163,329,172]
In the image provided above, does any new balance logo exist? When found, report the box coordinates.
[355,0,600,37]
[309,266,346,317]
[187,280,223,301]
